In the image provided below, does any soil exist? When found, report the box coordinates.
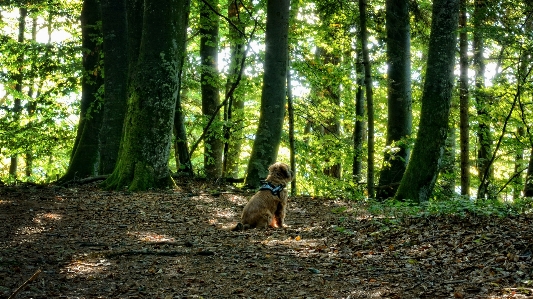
[0,180,532,299]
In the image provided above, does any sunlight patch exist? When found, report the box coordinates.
[63,258,111,279]
[0,200,13,205]
[129,231,176,243]
[34,212,62,224]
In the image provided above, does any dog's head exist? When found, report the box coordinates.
[266,162,293,185]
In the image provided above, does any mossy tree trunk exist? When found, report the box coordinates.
[102,0,190,191]
[394,0,459,203]
[57,0,103,184]
[245,0,290,188]
[98,0,128,175]
[377,0,412,199]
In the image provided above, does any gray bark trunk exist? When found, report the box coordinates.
[395,0,459,203]
[245,0,290,188]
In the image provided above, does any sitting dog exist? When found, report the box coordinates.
[233,162,293,230]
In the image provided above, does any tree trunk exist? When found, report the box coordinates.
[353,48,365,182]
[459,0,470,197]
[201,0,222,178]
[9,7,27,178]
[316,47,341,179]
[473,0,493,199]
[99,0,128,175]
[395,0,459,203]
[359,0,375,198]
[173,0,193,175]
[102,0,190,191]
[57,0,104,183]
[245,0,290,188]
[377,0,412,199]
[222,0,246,178]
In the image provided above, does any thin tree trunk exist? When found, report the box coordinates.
[473,0,493,199]
[9,7,27,178]
[395,0,459,203]
[222,0,246,178]
[353,48,365,182]
[287,62,296,195]
[359,0,375,198]
[459,0,470,197]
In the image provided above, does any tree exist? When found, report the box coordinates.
[222,0,246,178]
[473,0,493,199]
[57,0,104,183]
[244,0,290,188]
[353,48,365,183]
[358,0,375,198]
[9,7,27,178]
[98,0,128,175]
[377,0,412,199]
[102,0,190,191]
[200,0,223,178]
[459,0,470,196]
[395,0,459,203]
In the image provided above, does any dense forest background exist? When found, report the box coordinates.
[1,0,533,202]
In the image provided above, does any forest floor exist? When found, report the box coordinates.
[0,180,532,299]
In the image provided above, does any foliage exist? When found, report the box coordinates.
[1,0,533,202]
[366,197,533,220]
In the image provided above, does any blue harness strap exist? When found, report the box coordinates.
[259,180,285,197]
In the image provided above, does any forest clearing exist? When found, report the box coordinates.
[1,181,532,299]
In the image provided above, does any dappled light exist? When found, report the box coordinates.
[129,231,176,243]
[63,258,111,279]
[1,184,533,298]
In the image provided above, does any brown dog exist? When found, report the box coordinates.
[233,162,293,230]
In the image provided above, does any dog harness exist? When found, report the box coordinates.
[259,180,285,197]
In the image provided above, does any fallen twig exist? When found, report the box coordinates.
[8,269,42,299]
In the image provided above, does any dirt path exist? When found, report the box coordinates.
[1,182,532,298]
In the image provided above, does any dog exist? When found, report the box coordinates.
[233,162,293,230]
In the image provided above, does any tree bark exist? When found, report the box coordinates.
[395,0,459,203]
[201,0,222,178]
[353,48,365,182]
[377,0,412,199]
[57,0,104,183]
[245,0,290,188]
[174,0,193,175]
[9,7,27,178]
[459,0,470,197]
[222,0,246,178]
[99,0,128,175]
[473,0,493,199]
[359,0,375,198]
[102,0,190,191]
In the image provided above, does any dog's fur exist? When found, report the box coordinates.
[233,162,293,230]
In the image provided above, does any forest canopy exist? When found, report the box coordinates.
[1,0,533,202]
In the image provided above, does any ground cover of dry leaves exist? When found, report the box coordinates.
[0,180,532,299]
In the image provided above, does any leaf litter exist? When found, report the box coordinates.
[0,181,532,299]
